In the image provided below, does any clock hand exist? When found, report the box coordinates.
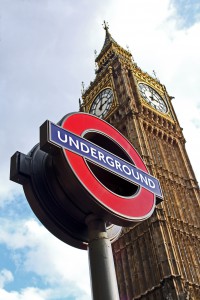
[150,89,155,101]
[150,92,158,104]
[99,99,108,110]
[99,94,103,109]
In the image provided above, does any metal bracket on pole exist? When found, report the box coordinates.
[85,214,120,300]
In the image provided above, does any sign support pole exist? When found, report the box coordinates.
[86,214,120,300]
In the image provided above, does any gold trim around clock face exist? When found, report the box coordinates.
[89,88,114,119]
[138,83,168,114]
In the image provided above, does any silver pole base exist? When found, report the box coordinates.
[86,214,120,300]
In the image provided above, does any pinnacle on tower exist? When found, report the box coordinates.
[100,20,118,52]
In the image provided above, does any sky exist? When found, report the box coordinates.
[0,0,200,299]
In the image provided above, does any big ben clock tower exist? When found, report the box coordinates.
[80,23,200,300]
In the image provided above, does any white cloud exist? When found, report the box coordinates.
[0,286,52,300]
[0,285,90,300]
[0,217,91,299]
[0,269,14,289]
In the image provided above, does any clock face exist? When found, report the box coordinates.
[90,88,114,119]
[138,83,168,114]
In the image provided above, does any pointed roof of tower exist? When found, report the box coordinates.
[95,21,132,70]
[101,21,118,51]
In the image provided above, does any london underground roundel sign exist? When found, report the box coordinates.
[40,112,162,226]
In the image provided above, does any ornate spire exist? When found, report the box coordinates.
[95,21,133,71]
[103,20,109,32]
[100,20,118,52]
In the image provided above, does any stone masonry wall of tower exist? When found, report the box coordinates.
[80,25,200,300]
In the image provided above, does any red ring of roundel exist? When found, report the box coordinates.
[61,113,155,221]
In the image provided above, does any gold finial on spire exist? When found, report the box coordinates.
[94,49,97,59]
[103,20,109,32]
[81,81,85,95]
[153,70,157,78]
[94,50,98,72]
[153,70,160,82]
